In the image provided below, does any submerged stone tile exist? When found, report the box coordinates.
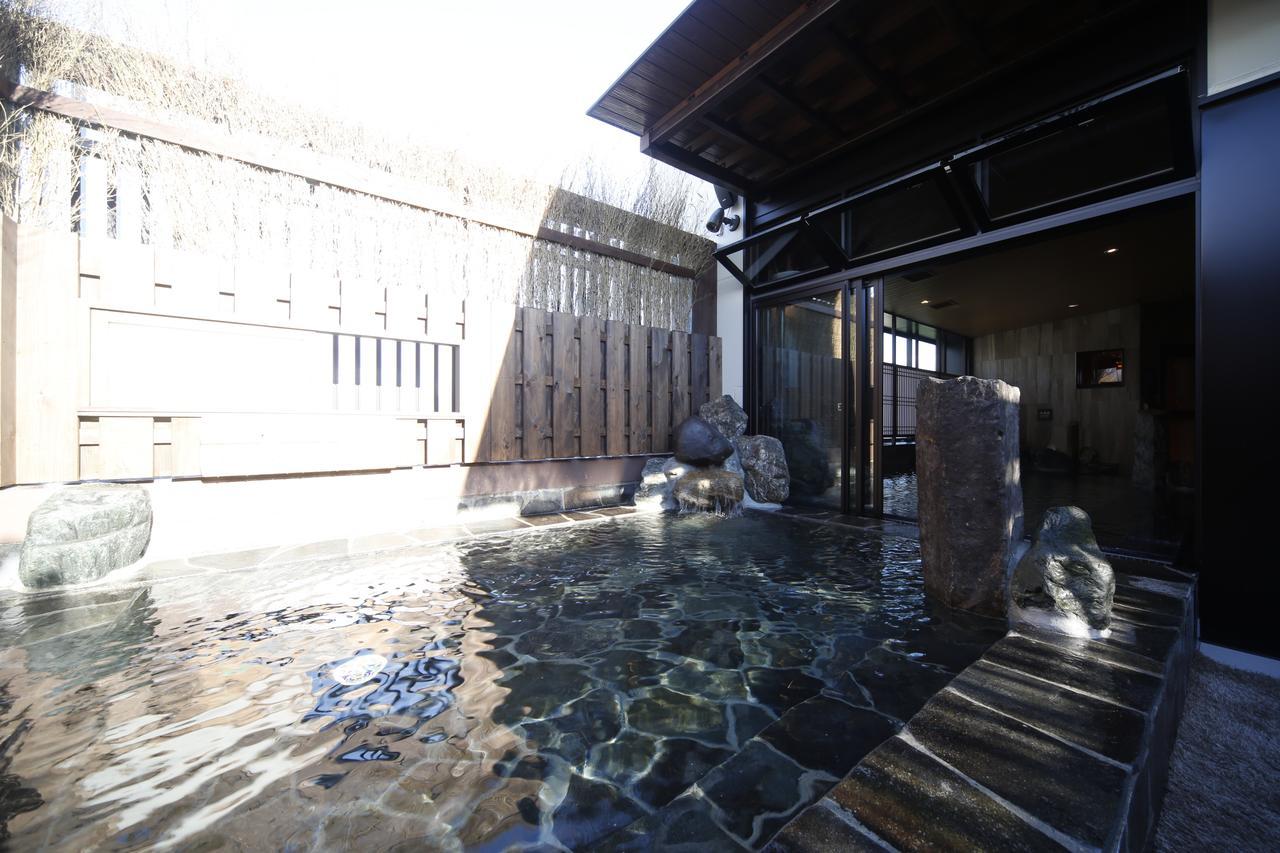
[667,623,747,669]
[628,687,730,743]
[519,512,571,527]
[594,506,638,517]
[552,773,646,850]
[845,646,956,722]
[633,737,735,809]
[349,532,416,553]
[823,735,1069,852]
[563,510,604,521]
[764,799,890,852]
[759,696,898,777]
[491,662,594,724]
[591,649,674,688]
[465,517,532,535]
[698,739,816,845]
[264,538,348,564]
[187,546,279,570]
[592,730,660,783]
[982,635,1163,712]
[728,701,777,747]
[595,794,744,852]
[905,690,1129,848]
[407,524,469,542]
[744,667,825,715]
[947,661,1147,765]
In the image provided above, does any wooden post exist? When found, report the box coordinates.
[629,323,650,453]
[552,312,580,458]
[0,217,16,486]
[580,316,605,456]
[13,224,79,483]
[651,328,672,452]
[606,320,627,455]
[522,307,552,459]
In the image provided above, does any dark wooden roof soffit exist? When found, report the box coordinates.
[588,0,1168,196]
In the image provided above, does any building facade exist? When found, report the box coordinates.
[591,0,1280,658]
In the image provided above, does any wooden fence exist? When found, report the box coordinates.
[0,220,721,486]
[463,305,721,464]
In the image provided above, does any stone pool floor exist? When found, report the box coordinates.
[0,507,1006,850]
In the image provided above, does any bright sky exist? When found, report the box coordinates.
[56,0,711,207]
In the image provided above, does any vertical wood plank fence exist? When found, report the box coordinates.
[463,302,721,464]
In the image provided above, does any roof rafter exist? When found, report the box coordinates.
[644,0,850,148]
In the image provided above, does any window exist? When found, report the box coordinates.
[961,71,1191,225]
[717,220,841,288]
[809,171,968,264]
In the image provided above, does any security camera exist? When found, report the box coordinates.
[705,206,740,234]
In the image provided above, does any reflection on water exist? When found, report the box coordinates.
[0,513,1000,850]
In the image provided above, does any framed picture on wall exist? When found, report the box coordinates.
[1076,349,1125,387]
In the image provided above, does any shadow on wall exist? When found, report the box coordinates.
[460,185,725,513]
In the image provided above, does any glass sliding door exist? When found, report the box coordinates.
[755,288,847,510]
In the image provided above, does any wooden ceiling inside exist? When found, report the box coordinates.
[589,0,1162,194]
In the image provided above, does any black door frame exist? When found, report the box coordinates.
[749,278,856,514]
[744,179,1199,519]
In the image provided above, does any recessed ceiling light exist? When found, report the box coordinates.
[1068,303,1080,308]
[920,299,930,304]
[1105,247,1118,254]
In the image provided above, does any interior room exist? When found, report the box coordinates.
[880,198,1195,555]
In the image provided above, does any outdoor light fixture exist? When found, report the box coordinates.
[705,185,741,234]
[1105,247,1119,254]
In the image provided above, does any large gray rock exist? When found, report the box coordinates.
[674,416,733,467]
[1012,506,1115,630]
[671,468,744,514]
[735,435,790,503]
[635,457,677,511]
[699,394,748,439]
[19,486,152,588]
[781,419,835,497]
[917,376,1023,617]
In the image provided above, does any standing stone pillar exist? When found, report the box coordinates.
[916,377,1023,617]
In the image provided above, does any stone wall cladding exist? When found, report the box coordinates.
[768,558,1198,853]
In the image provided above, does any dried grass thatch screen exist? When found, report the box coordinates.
[0,4,713,332]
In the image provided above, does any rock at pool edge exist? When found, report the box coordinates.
[19,485,153,588]
[1012,506,1115,630]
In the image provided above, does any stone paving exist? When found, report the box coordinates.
[768,557,1198,853]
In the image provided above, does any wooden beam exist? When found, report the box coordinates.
[758,76,847,138]
[697,115,791,167]
[640,139,755,197]
[646,0,850,147]
[0,80,703,280]
[826,29,912,111]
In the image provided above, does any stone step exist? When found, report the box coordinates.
[767,570,1197,852]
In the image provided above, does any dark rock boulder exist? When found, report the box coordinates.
[780,419,834,497]
[736,435,790,503]
[671,468,744,514]
[1012,506,1115,631]
[674,416,733,466]
[699,394,748,440]
[19,486,152,588]
[916,376,1023,618]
